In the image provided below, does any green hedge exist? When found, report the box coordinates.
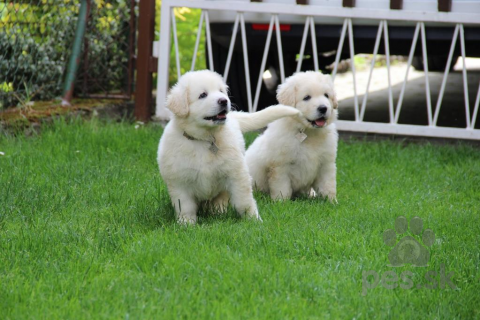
[0,0,132,109]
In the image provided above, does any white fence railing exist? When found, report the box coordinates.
[155,0,480,140]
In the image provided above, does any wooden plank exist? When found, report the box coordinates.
[149,57,158,73]
[438,0,452,12]
[390,0,402,10]
[134,0,156,121]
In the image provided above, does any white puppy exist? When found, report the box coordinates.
[158,70,299,224]
[245,71,339,202]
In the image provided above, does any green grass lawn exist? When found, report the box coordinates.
[1,118,479,319]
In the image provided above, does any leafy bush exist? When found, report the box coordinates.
[74,0,132,96]
[0,0,204,109]
[0,0,133,109]
[0,1,78,108]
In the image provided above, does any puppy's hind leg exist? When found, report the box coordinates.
[227,167,261,221]
[211,191,230,214]
[314,162,337,203]
[298,187,316,198]
[169,188,198,225]
[268,166,292,200]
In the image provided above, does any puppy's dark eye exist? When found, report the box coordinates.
[324,93,329,99]
[303,95,311,101]
[199,92,208,99]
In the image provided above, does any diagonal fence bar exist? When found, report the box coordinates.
[383,20,394,123]
[191,11,205,71]
[274,15,286,83]
[309,16,319,71]
[296,17,311,73]
[204,11,214,71]
[347,18,359,122]
[223,14,240,81]
[240,13,253,113]
[472,82,480,129]
[433,24,460,126]
[420,22,433,126]
[394,22,420,124]
[332,19,348,81]
[459,24,471,129]
[253,15,275,112]
[360,21,384,121]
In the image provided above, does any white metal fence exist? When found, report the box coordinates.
[155,0,480,140]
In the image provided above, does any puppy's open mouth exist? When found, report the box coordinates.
[204,110,228,123]
[310,117,327,128]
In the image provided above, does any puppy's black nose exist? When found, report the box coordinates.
[318,105,328,114]
[218,98,228,107]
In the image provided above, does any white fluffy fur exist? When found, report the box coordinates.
[157,70,299,224]
[246,71,339,202]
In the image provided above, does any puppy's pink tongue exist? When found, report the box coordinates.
[315,119,326,127]
[217,113,226,119]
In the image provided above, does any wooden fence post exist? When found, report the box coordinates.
[135,0,157,122]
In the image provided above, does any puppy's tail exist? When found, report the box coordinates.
[230,105,299,133]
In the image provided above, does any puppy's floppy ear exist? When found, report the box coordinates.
[331,92,338,109]
[166,85,189,117]
[276,80,296,107]
[324,74,338,109]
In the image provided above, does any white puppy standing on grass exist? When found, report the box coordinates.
[246,71,339,202]
[157,70,300,224]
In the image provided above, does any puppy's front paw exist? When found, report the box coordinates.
[255,210,263,222]
[252,213,263,222]
[246,207,263,222]
[318,188,337,204]
[177,215,197,225]
[329,196,338,204]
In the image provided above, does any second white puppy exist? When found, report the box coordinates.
[246,71,339,202]
[158,70,299,224]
